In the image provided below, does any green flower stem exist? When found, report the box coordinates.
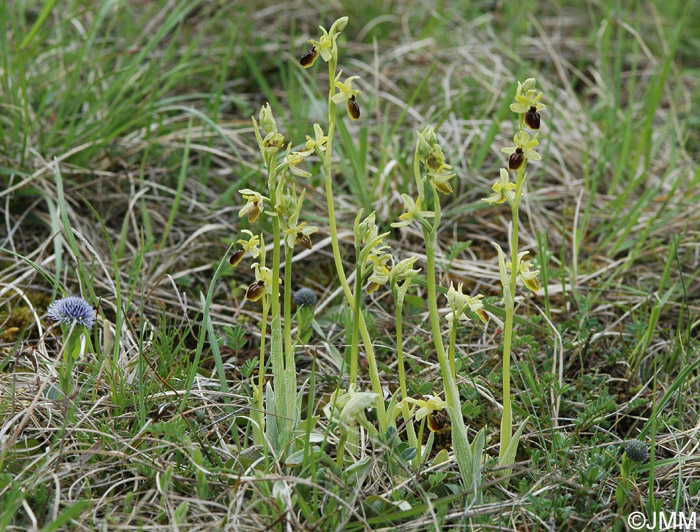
[284,242,295,374]
[60,323,84,396]
[254,296,268,446]
[424,228,472,481]
[267,162,291,445]
[500,299,514,460]
[325,56,388,432]
[396,301,420,463]
[337,431,347,467]
[448,318,458,378]
[500,155,525,462]
[416,416,426,461]
[350,247,362,386]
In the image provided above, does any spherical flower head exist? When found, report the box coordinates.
[624,439,649,463]
[294,287,317,307]
[47,296,96,329]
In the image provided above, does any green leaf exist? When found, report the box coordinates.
[497,417,528,480]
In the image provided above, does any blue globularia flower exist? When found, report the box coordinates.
[47,296,97,329]
[294,288,317,307]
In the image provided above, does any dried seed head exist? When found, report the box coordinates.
[624,439,649,463]
[299,47,318,68]
[229,249,245,267]
[347,95,360,120]
[525,106,541,129]
[508,147,525,170]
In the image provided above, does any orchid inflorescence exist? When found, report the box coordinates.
[482,77,545,477]
[228,14,551,496]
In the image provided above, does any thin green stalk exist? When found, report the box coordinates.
[424,230,472,482]
[397,302,420,463]
[324,56,388,432]
[337,432,347,467]
[350,249,362,386]
[284,242,294,369]
[499,134,525,461]
[448,318,458,378]
[254,296,268,446]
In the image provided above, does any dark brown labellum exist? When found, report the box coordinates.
[426,152,441,173]
[433,180,453,195]
[428,410,449,432]
[525,106,540,129]
[508,147,525,170]
[296,232,313,250]
[299,47,318,68]
[229,249,245,267]
[246,280,266,302]
[347,95,360,120]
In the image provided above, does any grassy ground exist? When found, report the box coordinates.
[1,0,699,530]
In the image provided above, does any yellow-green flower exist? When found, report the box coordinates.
[391,194,434,228]
[445,283,488,325]
[284,149,312,178]
[299,17,348,68]
[482,169,516,205]
[284,221,318,250]
[507,251,541,292]
[430,169,456,195]
[309,26,333,63]
[501,132,541,163]
[238,189,266,223]
[246,263,277,302]
[234,229,260,261]
[323,384,377,430]
[402,394,447,422]
[305,123,328,154]
[366,253,391,294]
[510,78,546,115]
[332,73,361,120]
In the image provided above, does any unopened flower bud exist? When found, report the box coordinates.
[520,78,537,93]
[259,103,276,134]
[330,16,348,36]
